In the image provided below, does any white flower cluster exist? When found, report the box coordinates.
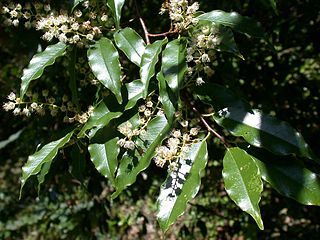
[117,100,159,150]
[1,2,110,47]
[154,127,200,171]
[36,9,103,46]
[160,0,199,31]
[186,24,221,85]
[2,91,93,124]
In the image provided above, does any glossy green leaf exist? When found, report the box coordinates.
[125,79,144,110]
[161,38,187,93]
[20,42,67,99]
[20,131,74,199]
[223,147,264,230]
[157,139,208,232]
[37,161,52,195]
[78,100,122,138]
[140,38,168,97]
[114,27,146,66]
[157,71,177,123]
[88,138,119,185]
[88,38,122,103]
[195,83,251,111]
[107,0,126,29]
[217,25,244,59]
[112,114,171,198]
[197,10,266,39]
[213,107,314,159]
[253,156,320,206]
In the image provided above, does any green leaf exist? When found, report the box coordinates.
[195,83,251,111]
[20,42,67,99]
[223,147,264,230]
[197,10,267,39]
[37,161,52,195]
[253,156,320,206]
[88,38,122,103]
[88,138,119,186]
[72,0,85,12]
[269,0,277,13]
[112,114,171,198]
[217,25,244,59]
[0,129,23,150]
[20,131,74,199]
[157,71,177,123]
[78,100,122,138]
[213,107,314,159]
[161,38,187,93]
[114,27,146,66]
[125,79,144,110]
[140,38,168,97]
[157,139,208,232]
[107,0,126,29]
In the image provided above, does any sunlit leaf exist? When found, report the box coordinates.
[125,79,144,110]
[20,42,67,99]
[114,27,146,66]
[157,139,208,232]
[88,37,122,103]
[112,113,171,198]
[107,0,126,29]
[89,138,119,186]
[20,131,74,199]
[197,10,267,39]
[157,71,177,123]
[223,147,264,230]
[213,107,315,159]
[140,38,168,97]
[161,38,187,93]
[78,100,122,138]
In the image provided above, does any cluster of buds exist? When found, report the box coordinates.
[2,91,93,124]
[160,0,199,31]
[1,2,36,28]
[186,23,221,85]
[154,127,200,171]
[117,100,159,150]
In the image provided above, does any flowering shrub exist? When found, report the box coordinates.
[1,0,320,232]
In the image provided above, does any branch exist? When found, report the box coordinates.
[192,106,229,147]
[134,0,150,44]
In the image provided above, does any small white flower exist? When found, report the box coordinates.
[13,108,21,115]
[7,92,16,101]
[86,34,94,41]
[124,140,135,150]
[196,77,205,85]
[3,102,15,111]
[101,14,108,22]
[190,127,199,136]
[146,101,153,108]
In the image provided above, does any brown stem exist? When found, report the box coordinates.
[182,92,229,147]
[148,29,178,37]
[192,106,229,147]
[134,0,150,44]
